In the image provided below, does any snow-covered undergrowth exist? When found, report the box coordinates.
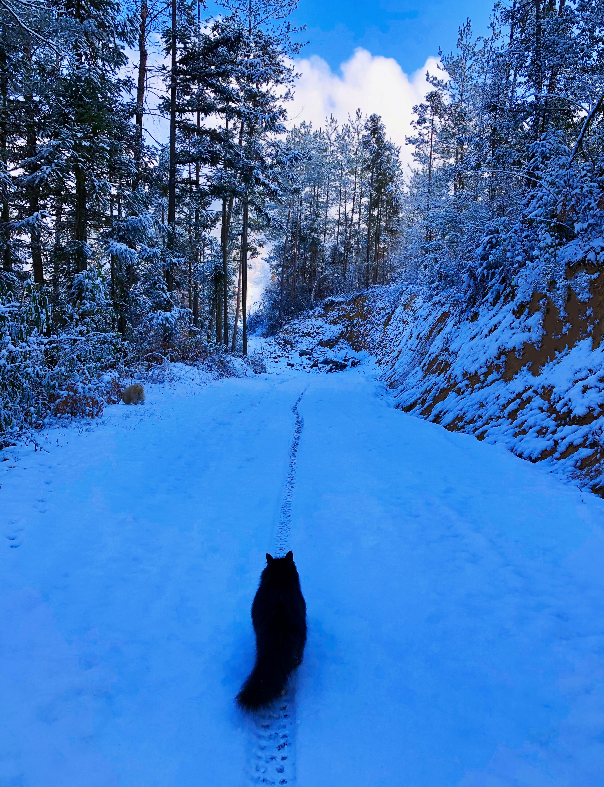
[0,275,268,449]
[0,324,262,450]
[280,260,604,494]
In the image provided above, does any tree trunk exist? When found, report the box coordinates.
[291,198,300,301]
[356,183,363,270]
[215,264,223,343]
[28,188,43,284]
[134,0,148,185]
[23,41,43,284]
[221,197,229,345]
[193,281,199,327]
[231,253,242,351]
[278,197,292,324]
[365,165,374,288]
[342,188,348,278]
[166,0,177,292]
[426,111,435,242]
[241,197,249,355]
[323,171,330,245]
[373,197,381,285]
[109,178,115,297]
[74,164,88,272]
[52,198,62,299]
[193,108,201,327]
[541,0,567,134]
[335,174,342,259]
[0,45,10,273]
[532,0,544,139]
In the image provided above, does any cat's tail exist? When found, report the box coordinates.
[236,652,293,711]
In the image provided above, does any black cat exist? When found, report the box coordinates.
[236,551,307,711]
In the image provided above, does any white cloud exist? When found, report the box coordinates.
[288,48,440,168]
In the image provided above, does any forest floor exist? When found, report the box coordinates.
[1,343,604,786]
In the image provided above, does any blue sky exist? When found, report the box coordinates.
[289,0,493,73]
[163,0,494,163]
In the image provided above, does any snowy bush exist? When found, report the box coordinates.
[0,280,128,444]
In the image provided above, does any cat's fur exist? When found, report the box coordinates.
[236,551,307,711]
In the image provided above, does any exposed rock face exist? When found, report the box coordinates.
[281,267,604,495]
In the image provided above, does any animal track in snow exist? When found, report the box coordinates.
[5,525,23,548]
[245,692,296,786]
[244,389,306,786]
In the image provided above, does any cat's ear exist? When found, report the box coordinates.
[285,551,293,561]
[266,553,274,563]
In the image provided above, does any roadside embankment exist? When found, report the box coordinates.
[280,263,604,494]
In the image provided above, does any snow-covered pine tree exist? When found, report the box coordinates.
[400,0,604,299]
[254,112,404,331]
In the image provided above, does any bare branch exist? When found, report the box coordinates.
[0,0,60,54]
[569,91,604,164]
[463,168,567,206]
[532,92,589,114]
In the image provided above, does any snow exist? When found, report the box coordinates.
[2,356,604,785]
[286,281,604,491]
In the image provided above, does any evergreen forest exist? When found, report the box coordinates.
[2,0,604,440]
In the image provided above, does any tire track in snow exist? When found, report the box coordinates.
[244,388,306,787]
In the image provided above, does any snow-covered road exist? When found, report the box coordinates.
[1,363,604,786]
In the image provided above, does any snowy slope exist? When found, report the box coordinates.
[1,359,604,786]
[281,270,604,495]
